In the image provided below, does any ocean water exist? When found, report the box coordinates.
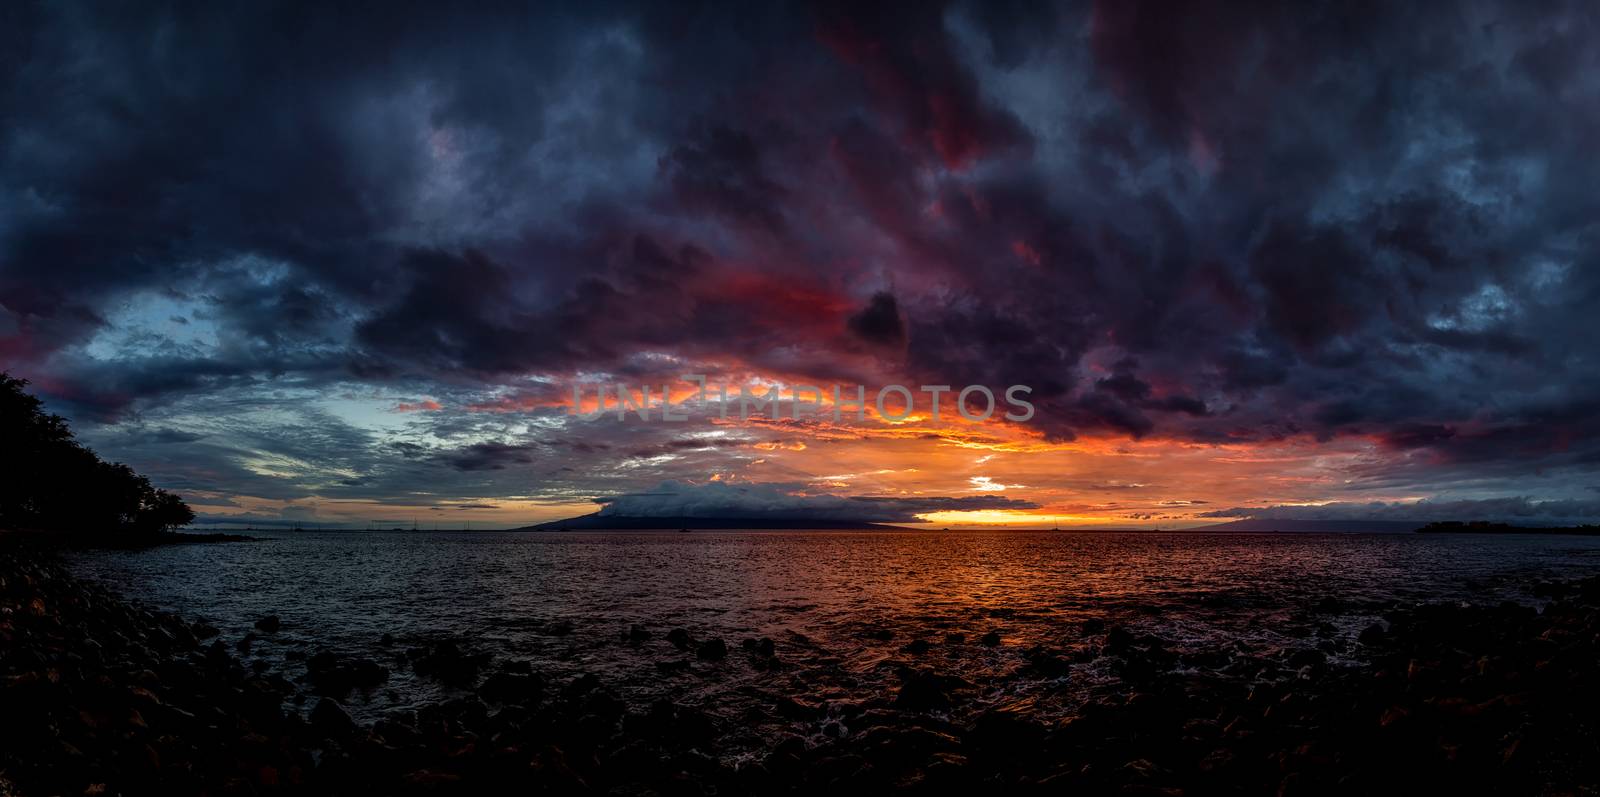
[64,530,1600,754]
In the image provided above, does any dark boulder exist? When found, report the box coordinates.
[774,695,821,721]
[410,640,489,686]
[697,638,728,660]
[741,637,777,657]
[1105,626,1136,654]
[1023,645,1072,677]
[1287,648,1327,669]
[306,651,389,695]
[894,669,970,712]
[479,672,544,705]
[310,698,356,739]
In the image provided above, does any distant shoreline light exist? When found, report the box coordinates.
[568,377,1035,423]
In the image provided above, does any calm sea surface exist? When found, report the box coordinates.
[64,530,1600,755]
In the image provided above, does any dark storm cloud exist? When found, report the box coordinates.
[846,292,906,346]
[662,126,789,236]
[442,442,541,472]
[814,1,1033,168]
[3,0,1600,511]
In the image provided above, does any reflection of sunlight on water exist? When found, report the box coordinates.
[65,530,1600,752]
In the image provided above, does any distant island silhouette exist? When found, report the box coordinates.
[1416,521,1600,535]
[517,514,907,531]
[1197,519,1424,533]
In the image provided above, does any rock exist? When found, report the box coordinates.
[895,669,969,712]
[410,640,489,686]
[1081,618,1107,635]
[307,650,339,672]
[254,615,281,633]
[1105,626,1136,654]
[352,658,388,687]
[902,638,931,655]
[624,624,650,643]
[808,753,869,784]
[402,769,462,787]
[478,672,543,705]
[1023,645,1072,677]
[545,619,574,636]
[667,628,692,650]
[1287,649,1326,669]
[303,648,389,695]
[968,710,1047,754]
[697,638,728,660]
[763,736,808,776]
[310,698,356,739]
[773,696,819,721]
[564,672,600,695]
[629,699,716,746]
[980,631,1002,647]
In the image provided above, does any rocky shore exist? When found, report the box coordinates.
[4,542,1598,795]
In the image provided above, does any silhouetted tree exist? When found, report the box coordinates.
[0,373,194,534]
[143,489,196,533]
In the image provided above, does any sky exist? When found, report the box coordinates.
[2,1,1599,529]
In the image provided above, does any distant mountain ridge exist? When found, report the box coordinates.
[1196,519,1424,533]
[514,514,906,531]
[1416,521,1600,535]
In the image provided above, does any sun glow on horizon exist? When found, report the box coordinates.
[914,509,1173,528]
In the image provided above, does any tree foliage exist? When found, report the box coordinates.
[0,373,195,534]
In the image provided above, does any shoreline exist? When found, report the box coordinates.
[0,529,258,549]
[4,541,1598,794]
